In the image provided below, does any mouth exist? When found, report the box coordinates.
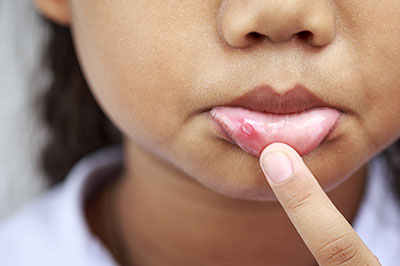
[208,84,344,157]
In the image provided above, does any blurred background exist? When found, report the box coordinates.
[0,0,49,221]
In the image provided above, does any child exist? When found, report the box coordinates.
[1,0,400,265]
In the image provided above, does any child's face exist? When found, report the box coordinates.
[58,1,400,200]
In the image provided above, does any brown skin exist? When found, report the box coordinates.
[86,148,367,266]
[34,0,399,265]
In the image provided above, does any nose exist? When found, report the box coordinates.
[218,0,336,49]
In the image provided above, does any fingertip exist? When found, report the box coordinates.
[261,151,294,183]
[259,142,309,183]
[259,143,293,183]
[259,142,299,164]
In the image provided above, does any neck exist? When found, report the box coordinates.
[88,140,368,266]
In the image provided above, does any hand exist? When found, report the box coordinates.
[259,142,381,266]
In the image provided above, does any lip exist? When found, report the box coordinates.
[218,83,342,114]
[209,106,342,156]
[207,83,345,155]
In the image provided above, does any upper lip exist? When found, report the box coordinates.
[220,83,340,114]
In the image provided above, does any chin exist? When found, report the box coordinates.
[196,145,351,204]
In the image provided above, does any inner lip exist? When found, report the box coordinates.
[210,106,320,143]
[209,106,343,156]
[209,111,237,144]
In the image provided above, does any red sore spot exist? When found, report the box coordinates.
[241,122,254,136]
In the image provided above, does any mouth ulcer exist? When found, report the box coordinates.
[210,106,341,157]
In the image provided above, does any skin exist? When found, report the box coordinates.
[32,0,399,264]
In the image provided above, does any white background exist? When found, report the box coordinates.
[0,0,49,221]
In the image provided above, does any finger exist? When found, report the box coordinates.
[259,142,380,266]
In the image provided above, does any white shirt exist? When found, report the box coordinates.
[0,146,399,266]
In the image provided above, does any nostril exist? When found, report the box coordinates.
[297,30,313,41]
[246,31,265,41]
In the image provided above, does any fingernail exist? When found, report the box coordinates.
[261,152,293,183]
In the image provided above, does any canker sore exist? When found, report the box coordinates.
[240,122,254,136]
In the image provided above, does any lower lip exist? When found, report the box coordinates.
[210,106,341,157]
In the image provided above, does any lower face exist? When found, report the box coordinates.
[69,0,400,201]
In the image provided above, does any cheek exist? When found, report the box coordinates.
[69,1,205,151]
[329,1,400,155]
[363,88,400,152]
[353,15,400,151]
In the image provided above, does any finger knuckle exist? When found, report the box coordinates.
[285,191,314,211]
[317,232,360,265]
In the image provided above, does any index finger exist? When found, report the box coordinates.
[259,142,380,266]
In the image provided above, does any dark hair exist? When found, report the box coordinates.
[38,19,121,186]
[38,17,400,199]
